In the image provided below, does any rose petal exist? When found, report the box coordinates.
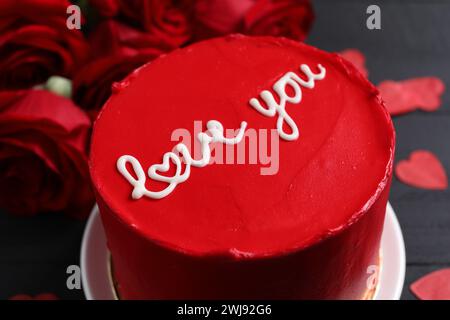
[0,136,61,174]
[378,77,445,115]
[89,20,172,58]
[9,292,58,300]
[0,90,26,111]
[411,268,450,300]
[9,294,33,300]
[91,0,191,48]
[73,21,169,111]
[89,0,119,17]
[195,0,254,35]
[243,0,314,41]
[0,1,88,89]
[395,150,448,190]
[0,25,74,73]
[34,293,59,300]
[338,49,368,78]
[0,90,90,134]
[0,89,94,217]
[0,1,69,20]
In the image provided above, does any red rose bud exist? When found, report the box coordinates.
[0,89,94,218]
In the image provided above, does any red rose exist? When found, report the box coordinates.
[0,89,94,218]
[89,0,192,48]
[0,0,89,90]
[244,0,314,41]
[194,0,314,41]
[88,0,119,18]
[73,20,172,112]
[194,0,255,37]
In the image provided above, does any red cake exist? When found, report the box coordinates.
[90,35,395,299]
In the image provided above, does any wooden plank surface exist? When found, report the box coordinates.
[310,0,450,300]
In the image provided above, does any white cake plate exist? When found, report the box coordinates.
[81,202,405,300]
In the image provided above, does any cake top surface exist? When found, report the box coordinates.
[90,35,394,258]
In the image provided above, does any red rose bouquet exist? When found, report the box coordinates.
[0,0,314,217]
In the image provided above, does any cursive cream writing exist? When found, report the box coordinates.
[117,63,326,200]
[117,121,247,200]
[249,64,326,141]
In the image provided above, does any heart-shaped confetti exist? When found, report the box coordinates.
[9,293,58,300]
[411,268,450,300]
[395,150,448,190]
[338,49,368,78]
[378,77,445,115]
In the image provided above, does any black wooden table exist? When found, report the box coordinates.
[0,0,449,300]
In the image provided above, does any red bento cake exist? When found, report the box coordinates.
[89,35,395,299]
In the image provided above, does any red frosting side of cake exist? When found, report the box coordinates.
[90,35,395,299]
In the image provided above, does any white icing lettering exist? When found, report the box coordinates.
[117,63,326,200]
[117,121,247,200]
[249,64,326,141]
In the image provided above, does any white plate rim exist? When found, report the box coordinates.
[81,202,406,300]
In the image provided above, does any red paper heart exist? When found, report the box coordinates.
[338,49,368,78]
[378,77,445,115]
[411,268,450,300]
[395,150,448,190]
[9,293,58,300]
